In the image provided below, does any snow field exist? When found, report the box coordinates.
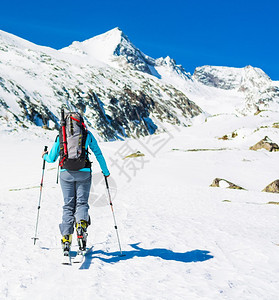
[1,114,279,299]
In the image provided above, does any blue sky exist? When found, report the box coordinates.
[0,0,278,80]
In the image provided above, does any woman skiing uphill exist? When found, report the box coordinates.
[42,111,110,257]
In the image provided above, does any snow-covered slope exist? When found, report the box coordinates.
[193,65,279,114]
[1,110,279,299]
[1,27,279,140]
[61,27,154,74]
[0,28,203,140]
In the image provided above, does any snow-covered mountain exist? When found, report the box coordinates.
[0,27,278,140]
[0,27,203,140]
[61,28,154,74]
[193,65,279,114]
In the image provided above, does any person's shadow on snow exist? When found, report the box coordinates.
[80,243,213,269]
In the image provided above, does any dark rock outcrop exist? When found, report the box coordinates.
[210,178,245,190]
[262,180,279,193]
[249,136,279,152]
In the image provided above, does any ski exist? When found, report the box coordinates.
[72,246,93,264]
[61,252,71,265]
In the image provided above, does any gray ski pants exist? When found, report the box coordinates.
[59,170,92,236]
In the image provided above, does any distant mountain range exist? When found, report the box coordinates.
[0,27,278,140]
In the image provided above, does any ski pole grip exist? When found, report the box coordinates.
[104,175,109,189]
[61,108,65,121]
[42,146,48,169]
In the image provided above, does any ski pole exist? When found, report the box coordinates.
[32,145,48,245]
[104,175,125,256]
[56,163,60,184]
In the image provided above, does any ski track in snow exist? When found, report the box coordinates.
[1,114,279,300]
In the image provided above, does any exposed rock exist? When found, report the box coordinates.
[218,131,238,140]
[193,65,279,115]
[172,148,231,152]
[218,135,229,140]
[262,180,279,193]
[254,107,262,115]
[249,136,279,152]
[123,151,145,159]
[112,30,153,74]
[193,66,241,90]
[210,178,245,190]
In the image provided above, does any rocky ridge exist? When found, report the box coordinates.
[193,65,279,114]
[0,27,278,140]
[0,28,202,140]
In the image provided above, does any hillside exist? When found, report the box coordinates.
[1,110,279,299]
[1,28,279,141]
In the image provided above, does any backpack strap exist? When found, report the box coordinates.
[69,116,87,131]
[59,156,67,167]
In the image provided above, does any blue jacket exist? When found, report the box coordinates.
[43,131,110,176]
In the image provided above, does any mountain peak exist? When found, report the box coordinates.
[91,27,128,43]
[60,27,154,74]
[193,65,271,91]
[60,27,132,63]
[104,27,125,37]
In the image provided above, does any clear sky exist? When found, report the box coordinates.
[0,0,278,80]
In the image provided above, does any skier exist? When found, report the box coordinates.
[42,111,110,258]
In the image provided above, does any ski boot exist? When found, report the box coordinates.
[75,220,88,251]
[61,234,72,256]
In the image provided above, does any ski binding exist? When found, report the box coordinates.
[72,246,93,264]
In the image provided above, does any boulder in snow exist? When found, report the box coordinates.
[123,151,145,159]
[249,136,279,152]
[210,178,245,190]
[218,131,238,140]
[262,180,279,193]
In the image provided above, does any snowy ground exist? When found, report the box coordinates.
[1,112,279,300]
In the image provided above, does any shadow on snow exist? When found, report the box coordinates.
[80,243,213,270]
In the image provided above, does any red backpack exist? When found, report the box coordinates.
[59,110,90,171]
